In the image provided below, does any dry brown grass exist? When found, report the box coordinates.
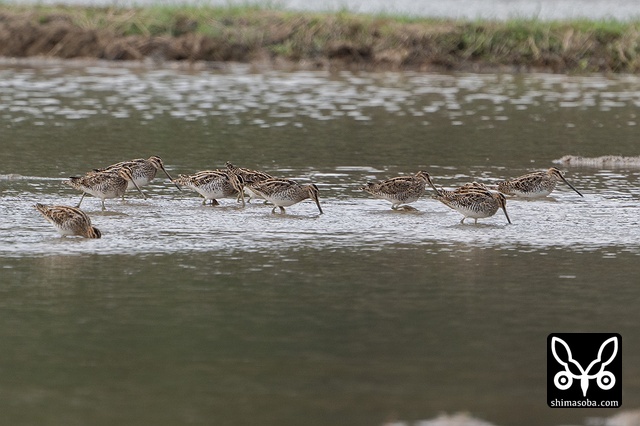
[1,4,640,72]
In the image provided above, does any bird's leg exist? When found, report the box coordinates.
[460,217,466,224]
[76,193,86,208]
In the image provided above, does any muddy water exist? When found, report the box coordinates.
[1,60,639,425]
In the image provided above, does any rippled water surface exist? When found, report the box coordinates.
[1,60,639,425]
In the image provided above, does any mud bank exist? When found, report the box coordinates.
[2,5,640,72]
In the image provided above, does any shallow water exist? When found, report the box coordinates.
[1,61,639,425]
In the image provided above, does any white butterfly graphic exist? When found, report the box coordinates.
[551,336,618,397]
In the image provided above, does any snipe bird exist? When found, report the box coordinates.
[453,181,492,193]
[246,179,323,214]
[173,170,245,206]
[65,166,146,211]
[96,155,181,195]
[360,171,431,210]
[497,167,583,198]
[428,178,512,225]
[225,161,274,203]
[35,203,101,238]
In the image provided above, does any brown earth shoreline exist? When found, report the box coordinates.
[0,9,489,73]
[1,7,640,73]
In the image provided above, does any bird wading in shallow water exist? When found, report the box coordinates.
[65,166,146,211]
[225,161,274,203]
[453,181,492,193]
[497,167,583,198]
[35,203,102,238]
[427,178,512,225]
[246,179,323,214]
[95,155,181,197]
[360,171,432,211]
[173,170,245,207]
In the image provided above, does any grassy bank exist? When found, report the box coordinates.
[1,4,640,72]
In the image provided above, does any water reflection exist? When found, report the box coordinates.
[1,60,639,426]
[1,247,639,426]
[1,62,640,254]
[2,65,640,134]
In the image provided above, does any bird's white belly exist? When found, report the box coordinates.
[192,185,228,200]
[244,187,265,200]
[51,224,76,236]
[127,178,150,190]
[455,205,496,219]
[512,188,551,198]
[84,186,121,200]
[267,195,298,207]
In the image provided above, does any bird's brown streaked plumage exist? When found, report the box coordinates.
[226,161,274,203]
[96,155,181,194]
[360,171,431,210]
[173,169,245,206]
[247,179,323,214]
[427,178,512,225]
[453,181,493,193]
[497,167,583,198]
[35,203,101,238]
[65,166,147,211]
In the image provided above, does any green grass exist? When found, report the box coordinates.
[2,3,640,72]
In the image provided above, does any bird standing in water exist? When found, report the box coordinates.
[173,169,245,207]
[225,161,274,203]
[246,179,323,214]
[428,178,512,225]
[65,166,147,211]
[360,171,432,211]
[35,203,102,238]
[95,155,181,197]
[497,167,583,198]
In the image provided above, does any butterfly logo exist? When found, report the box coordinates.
[551,336,618,397]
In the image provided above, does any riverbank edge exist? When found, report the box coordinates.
[1,4,640,73]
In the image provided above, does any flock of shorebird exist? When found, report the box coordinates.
[34,156,584,238]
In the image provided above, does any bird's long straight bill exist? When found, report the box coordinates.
[425,174,440,195]
[314,197,323,214]
[161,166,182,191]
[560,175,583,197]
[76,192,86,208]
[131,179,148,199]
[502,206,512,224]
